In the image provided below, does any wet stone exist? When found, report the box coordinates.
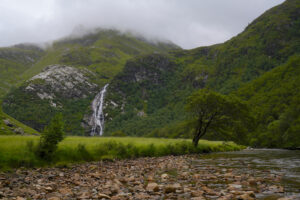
[0,153,298,199]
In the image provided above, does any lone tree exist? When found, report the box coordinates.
[185,89,252,147]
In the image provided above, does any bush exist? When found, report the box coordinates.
[111,130,127,137]
[36,114,65,160]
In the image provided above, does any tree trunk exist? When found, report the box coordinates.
[193,137,199,147]
[193,131,201,147]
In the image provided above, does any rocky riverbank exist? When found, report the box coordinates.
[0,155,294,200]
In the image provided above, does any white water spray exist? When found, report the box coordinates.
[91,84,109,136]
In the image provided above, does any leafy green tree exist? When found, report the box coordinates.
[36,113,65,159]
[185,89,252,146]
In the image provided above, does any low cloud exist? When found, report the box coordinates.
[0,0,284,49]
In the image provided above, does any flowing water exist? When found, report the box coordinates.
[91,84,109,136]
[195,149,300,199]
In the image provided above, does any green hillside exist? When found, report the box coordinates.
[104,54,189,136]
[236,55,300,148]
[177,0,299,94]
[0,105,39,135]
[0,44,44,97]
[102,0,300,148]
[21,29,180,86]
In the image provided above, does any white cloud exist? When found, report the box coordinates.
[0,0,285,49]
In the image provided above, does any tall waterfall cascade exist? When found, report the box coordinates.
[91,84,109,136]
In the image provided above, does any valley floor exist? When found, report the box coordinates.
[0,136,242,170]
[0,153,296,200]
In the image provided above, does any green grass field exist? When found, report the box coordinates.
[0,136,244,170]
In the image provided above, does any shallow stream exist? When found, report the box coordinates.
[195,149,300,199]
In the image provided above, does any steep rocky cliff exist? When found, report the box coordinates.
[2,65,100,134]
[26,65,98,103]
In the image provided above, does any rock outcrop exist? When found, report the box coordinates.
[25,65,98,106]
[2,65,100,134]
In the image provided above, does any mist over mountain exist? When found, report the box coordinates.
[0,0,284,49]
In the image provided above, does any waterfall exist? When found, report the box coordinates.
[91,84,109,136]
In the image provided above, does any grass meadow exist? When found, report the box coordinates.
[0,136,244,170]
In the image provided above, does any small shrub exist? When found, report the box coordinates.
[111,130,127,137]
[36,114,65,160]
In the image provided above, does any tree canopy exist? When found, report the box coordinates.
[185,89,253,146]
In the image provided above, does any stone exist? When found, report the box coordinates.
[228,184,242,189]
[193,174,201,179]
[58,188,72,195]
[248,178,257,186]
[164,184,177,193]
[184,187,191,193]
[161,173,169,179]
[14,127,24,135]
[134,193,150,199]
[278,186,284,193]
[98,193,111,199]
[48,197,60,200]
[191,197,205,200]
[127,176,135,182]
[238,193,255,200]
[147,176,154,182]
[45,186,53,192]
[79,192,90,199]
[172,183,181,190]
[181,172,189,177]
[146,182,159,192]
[268,185,284,193]
[191,190,204,197]
[3,119,13,127]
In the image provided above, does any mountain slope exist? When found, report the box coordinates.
[2,29,180,135]
[0,44,44,97]
[176,0,300,93]
[21,29,180,86]
[0,105,38,135]
[236,55,300,148]
[104,54,188,136]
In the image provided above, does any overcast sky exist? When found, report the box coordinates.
[0,0,284,49]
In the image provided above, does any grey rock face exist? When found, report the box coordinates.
[25,65,98,106]
[3,119,13,127]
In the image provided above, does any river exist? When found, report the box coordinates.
[194,149,300,199]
